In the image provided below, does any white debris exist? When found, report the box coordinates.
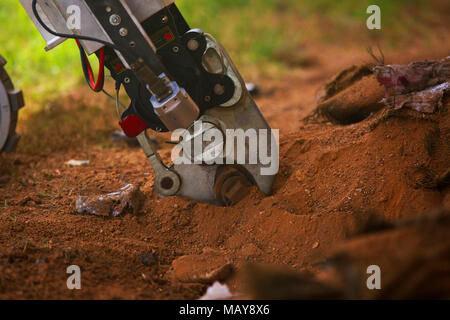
[65,160,90,167]
[199,282,234,300]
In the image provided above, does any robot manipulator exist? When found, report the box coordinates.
[21,0,277,206]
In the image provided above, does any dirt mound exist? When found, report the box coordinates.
[308,64,385,125]
[0,57,449,299]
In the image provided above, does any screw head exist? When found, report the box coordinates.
[119,27,128,37]
[161,15,169,24]
[109,14,121,26]
[172,46,180,53]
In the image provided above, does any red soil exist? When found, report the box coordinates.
[0,47,449,299]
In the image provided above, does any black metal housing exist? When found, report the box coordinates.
[94,2,235,132]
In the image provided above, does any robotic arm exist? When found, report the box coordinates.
[20,0,277,206]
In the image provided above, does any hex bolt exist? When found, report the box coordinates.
[109,14,121,26]
[119,28,128,37]
[214,167,252,206]
[221,176,250,206]
[187,39,199,51]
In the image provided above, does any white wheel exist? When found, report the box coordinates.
[0,55,23,153]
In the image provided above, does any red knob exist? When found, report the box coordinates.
[119,114,147,138]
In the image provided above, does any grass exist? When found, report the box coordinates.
[0,0,82,103]
[0,0,447,104]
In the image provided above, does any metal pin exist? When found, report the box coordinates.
[214,84,225,96]
[187,39,199,51]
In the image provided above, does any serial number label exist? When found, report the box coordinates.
[224,305,270,315]
[179,304,271,317]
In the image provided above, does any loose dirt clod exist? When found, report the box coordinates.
[309,72,385,125]
[172,249,234,284]
[318,63,375,102]
[75,184,144,217]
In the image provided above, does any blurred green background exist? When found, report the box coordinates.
[0,0,447,103]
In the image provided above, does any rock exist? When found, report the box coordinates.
[312,241,320,249]
[240,243,263,258]
[65,160,90,167]
[18,195,42,206]
[172,249,233,284]
[374,56,450,96]
[75,184,144,217]
[382,82,449,113]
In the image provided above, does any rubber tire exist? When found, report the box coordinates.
[0,56,20,153]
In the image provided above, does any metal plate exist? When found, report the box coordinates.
[19,0,109,54]
[20,0,175,55]
[19,0,67,51]
[123,0,174,23]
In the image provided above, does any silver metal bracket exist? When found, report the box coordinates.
[137,34,277,206]
[136,131,181,197]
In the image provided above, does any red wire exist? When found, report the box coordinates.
[75,39,105,91]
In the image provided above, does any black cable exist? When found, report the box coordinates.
[31,0,121,52]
